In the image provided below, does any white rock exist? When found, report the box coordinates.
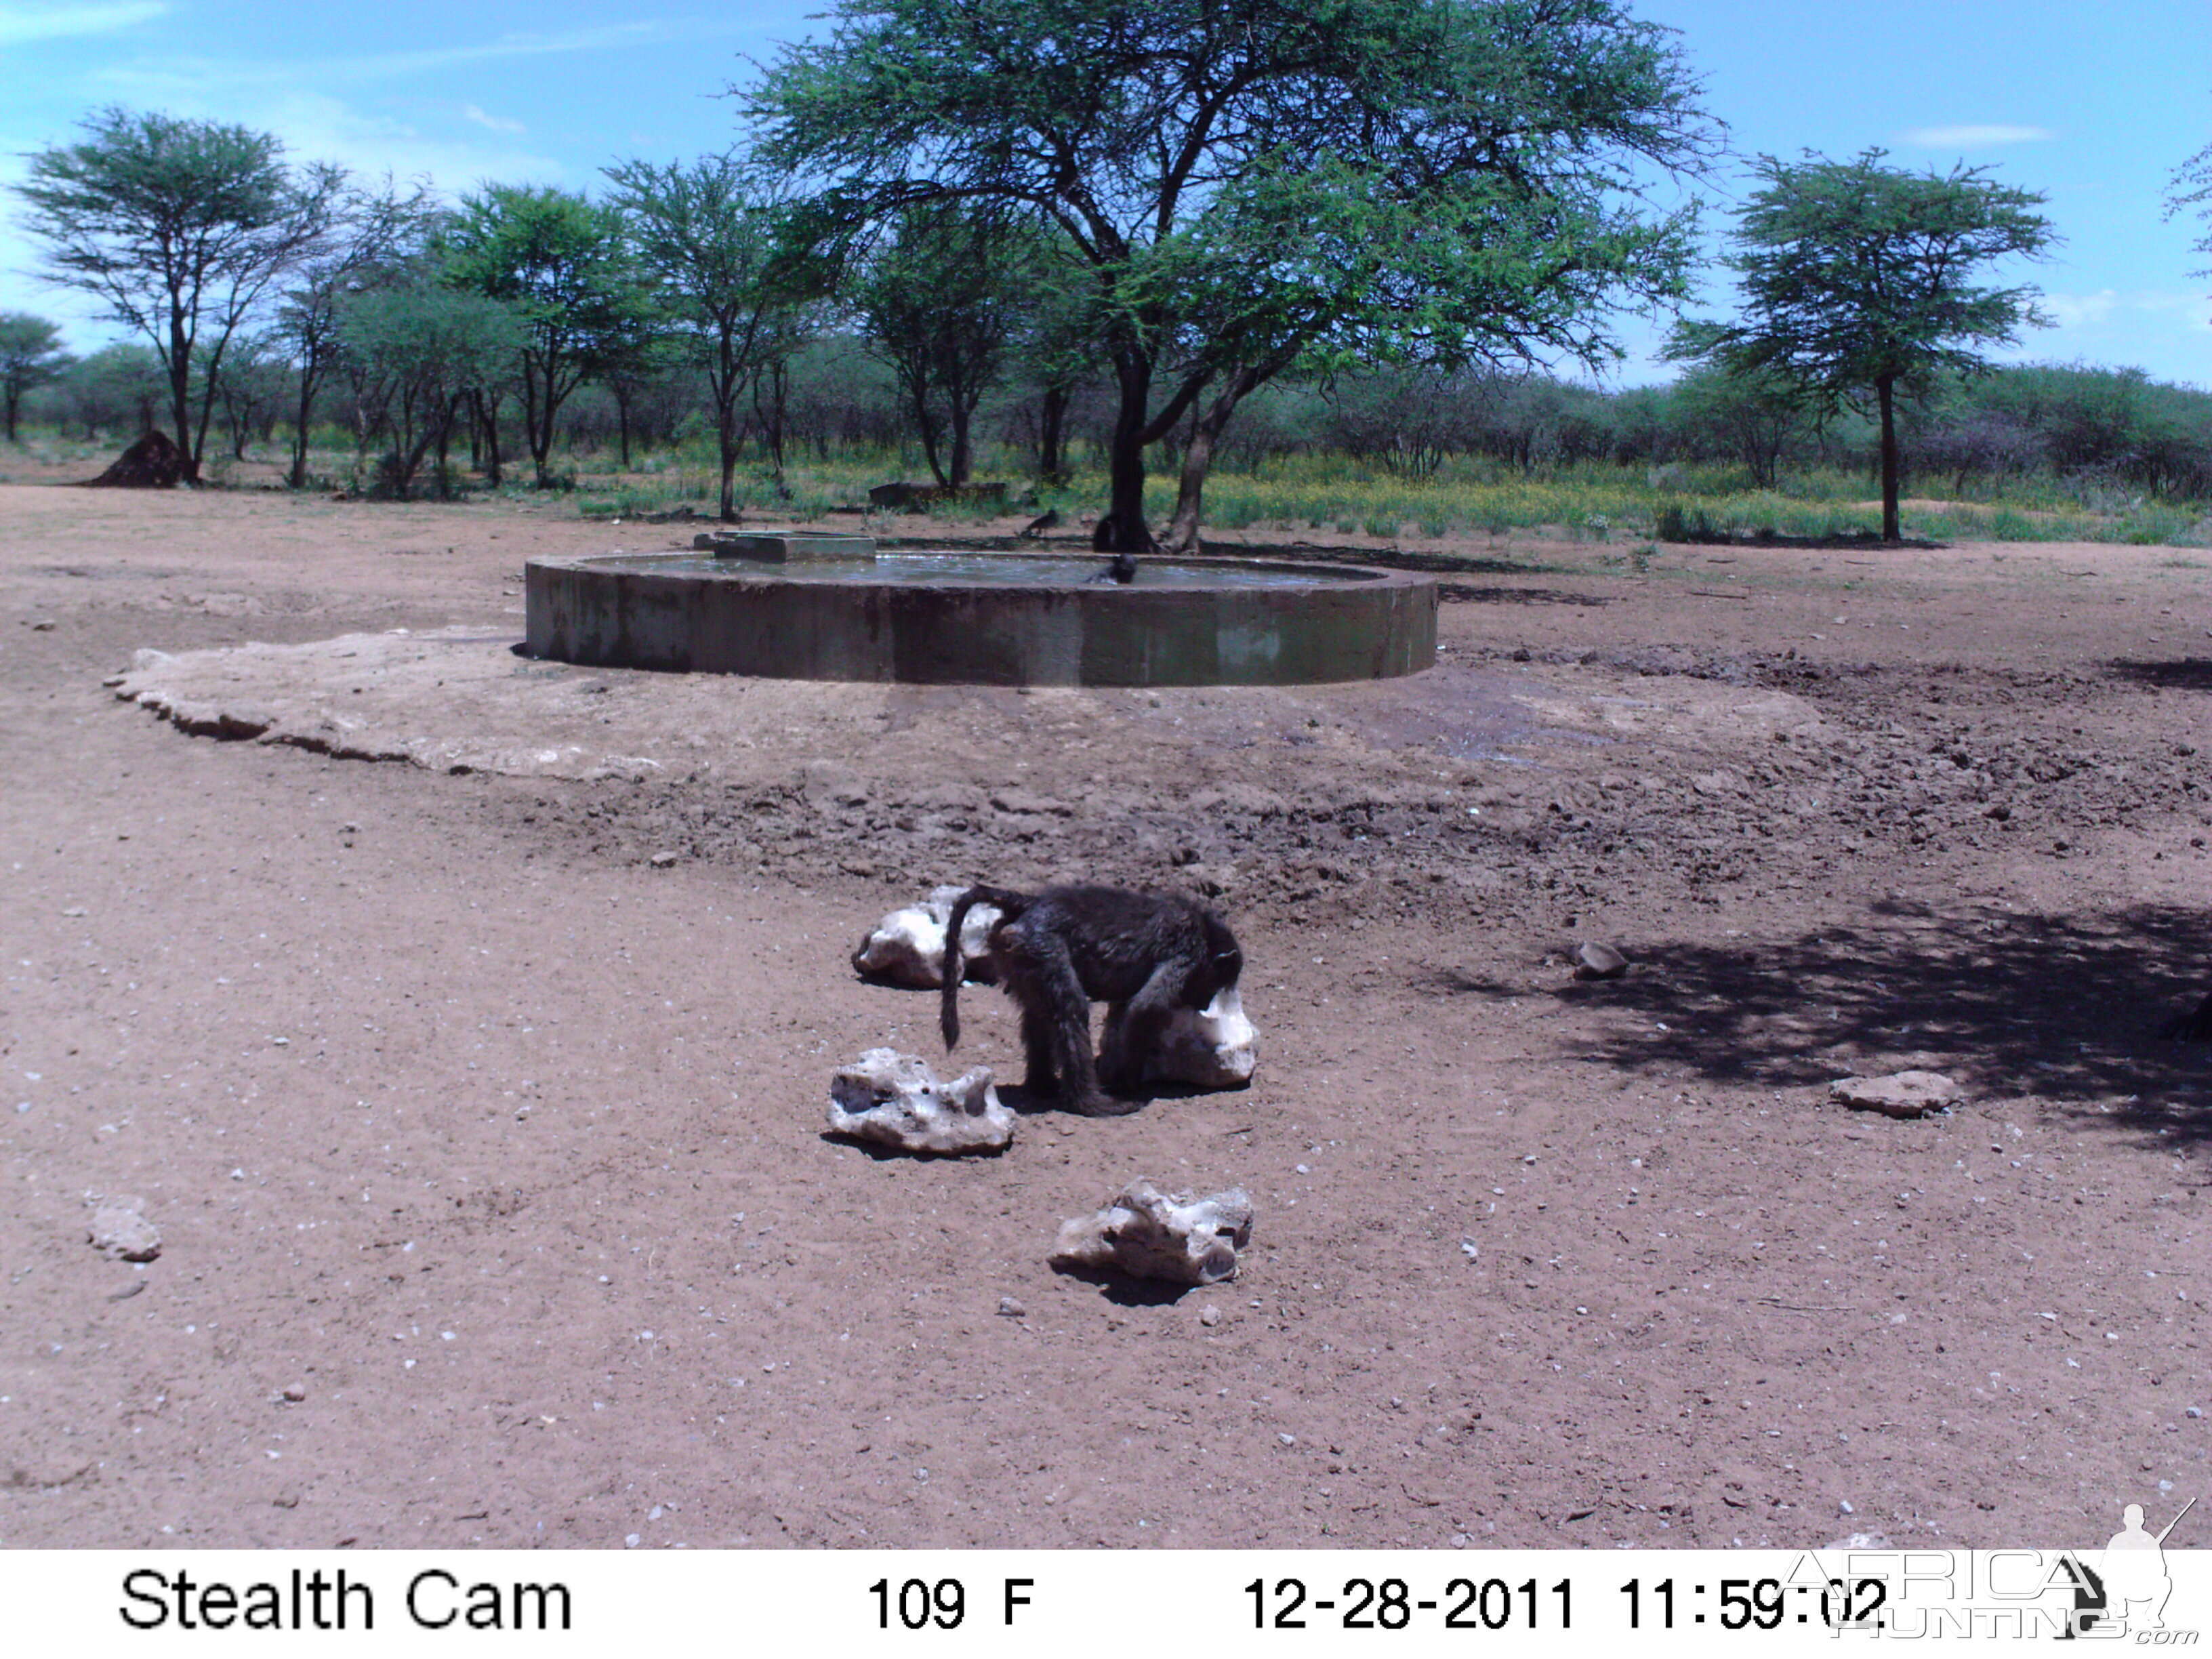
[850,886,1002,989]
[1830,1070,1965,1118]
[827,1048,1014,1155]
[1144,985,1259,1087]
[87,1195,161,1262]
[1050,1181,1254,1286]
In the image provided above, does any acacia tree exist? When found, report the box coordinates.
[15,106,342,482]
[340,285,523,498]
[602,156,817,516]
[750,0,1717,556]
[271,179,430,487]
[0,314,70,443]
[441,186,652,488]
[1669,148,2055,542]
[207,331,290,460]
[854,202,1039,488]
[57,343,164,439]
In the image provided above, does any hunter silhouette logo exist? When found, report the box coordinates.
[2095,1497,2196,1635]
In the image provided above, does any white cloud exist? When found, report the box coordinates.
[463,105,527,136]
[245,91,566,194]
[2042,289,2119,329]
[2036,288,2212,340]
[1902,125,2056,148]
[94,19,752,97]
[0,2,165,47]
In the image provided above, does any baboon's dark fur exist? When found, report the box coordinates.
[940,884,1243,1116]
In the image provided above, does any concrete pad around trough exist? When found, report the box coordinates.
[106,626,1837,800]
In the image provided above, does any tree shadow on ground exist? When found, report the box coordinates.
[1430,899,2212,1149]
[2108,657,2212,692]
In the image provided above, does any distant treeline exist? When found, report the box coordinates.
[15,335,2211,504]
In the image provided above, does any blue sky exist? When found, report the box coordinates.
[2,0,2208,387]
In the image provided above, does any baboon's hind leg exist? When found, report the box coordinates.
[1017,999,1061,1098]
[1000,929,1117,1115]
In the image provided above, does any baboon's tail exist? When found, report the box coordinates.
[941,884,1029,1050]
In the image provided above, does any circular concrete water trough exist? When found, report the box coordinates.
[524,548,1436,687]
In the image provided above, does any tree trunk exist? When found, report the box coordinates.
[1095,421,1155,552]
[473,391,504,488]
[1038,384,1069,483]
[716,386,741,522]
[947,394,972,490]
[1877,373,1900,543]
[909,373,947,487]
[1162,369,1261,553]
[167,310,199,484]
[1094,357,1158,554]
[754,359,789,490]
[288,359,319,489]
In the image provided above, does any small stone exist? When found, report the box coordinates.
[1279,1433,1297,1446]
[30,619,56,632]
[273,1491,300,1509]
[281,1384,307,1403]
[649,851,680,868]
[1830,1070,1965,1119]
[87,1196,161,1263]
[1199,1304,1222,1326]
[1572,942,1628,980]
[996,1296,1025,1318]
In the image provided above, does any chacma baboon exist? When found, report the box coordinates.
[940,884,1243,1116]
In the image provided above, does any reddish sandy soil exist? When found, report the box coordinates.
[0,472,2206,1552]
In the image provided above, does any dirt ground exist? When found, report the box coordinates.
[1,474,2205,1553]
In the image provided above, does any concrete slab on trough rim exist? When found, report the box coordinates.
[525,550,1437,687]
[691,531,876,561]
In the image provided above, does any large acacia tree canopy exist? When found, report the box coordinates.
[751,0,1720,551]
[748,0,1717,371]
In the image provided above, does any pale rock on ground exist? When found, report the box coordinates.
[1144,986,1260,1088]
[851,886,1004,989]
[1050,1181,1255,1286]
[826,1048,1015,1155]
[1829,1070,1967,1119]
[86,1195,160,1263]
[1573,941,1629,980]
